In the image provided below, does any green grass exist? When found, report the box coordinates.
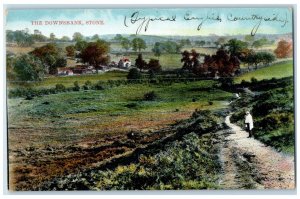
[8,80,231,148]
[235,60,293,83]
[8,71,128,89]
[110,47,217,70]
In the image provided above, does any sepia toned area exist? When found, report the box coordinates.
[6,8,294,191]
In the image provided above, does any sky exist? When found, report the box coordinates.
[5,7,293,38]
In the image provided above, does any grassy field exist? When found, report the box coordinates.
[235,60,293,83]
[8,71,128,89]
[8,79,232,190]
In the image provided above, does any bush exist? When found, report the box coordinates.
[55,84,66,91]
[83,80,92,90]
[127,68,141,81]
[13,54,45,81]
[251,77,258,84]
[143,91,157,101]
[93,81,105,90]
[73,81,80,91]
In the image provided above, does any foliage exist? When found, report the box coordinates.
[120,38,131,52]
[91,34,100,41]
[114,34,124,42]
[40,131,221,190]
[195,40,206,47]
[65,45,76,57]
[55,84,66,91]
[73,81,80,91]
[147,59,162,72]
[231,77,294,153]
[274,40,293,58]
[252,37,272,48]
[131,38,146,52]
[80,40,110,68]
[73,32,84,42]
[181,49,200,72]
[13,54,45,81]
[152,42,163,57]
[196,48,240,77]
[75,40,88,51]
[135,54,147,71]
[245,51,275,68]
[30,43,66,74]
[127,68,142,80]
[179,39,191,46]
[49,33,56,42]
[6,30,34,47]
[60,36,71,42]
[143,91,157,101]
[225,39,248,57]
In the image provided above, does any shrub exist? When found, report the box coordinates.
[13,54,45,81]
[251,77,258,84]
[143,91,157,101]
[73,81,80,91]
[55,83,66,91]
[83,80,92,90]
[127,68,141,81]
[93,81,105,90]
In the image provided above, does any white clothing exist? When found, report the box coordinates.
[245,114,254,130]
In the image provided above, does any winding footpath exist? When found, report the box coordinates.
[219,115,295,189]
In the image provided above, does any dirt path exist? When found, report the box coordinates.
[219,115,295,189]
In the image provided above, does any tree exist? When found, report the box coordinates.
[65,45,76,57]
[135,54,147,71]
[260,52,275,65]
[9,30,34,47]
[180,39,191,47]
[132,38,146,52]
[91,34,100,41]
[181,49,200,72]
[13,54,45,81]
[61,36,70,42]
[31,43,66,74]
[252,37,270,49]
[32,30,47,42]
[252,40,263,49]
[195,40,206,47]
[198,48,240,77]
[75,40,88,51]
[274,40,293,58]
[152,42,163,58]
[80,40,110,69]
[226,39,248,57]
[245,52,275,69]
[50,33,56,42]
[161,41,182,54]
[73,32,84,42]
[217,37,227,46]
[121,38,131,53]
[147,59,161,72]
[127,68,141,80]
[114,34,123,42]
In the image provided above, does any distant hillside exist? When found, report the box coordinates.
[100,33,293,44]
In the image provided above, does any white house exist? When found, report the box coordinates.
[118,58,131,68]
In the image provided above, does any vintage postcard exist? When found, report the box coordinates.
[5,6,294,191]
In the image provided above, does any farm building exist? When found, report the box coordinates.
[57,68,74,76]
[118,58,131,68]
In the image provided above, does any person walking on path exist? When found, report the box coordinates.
[245,111,254,138]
